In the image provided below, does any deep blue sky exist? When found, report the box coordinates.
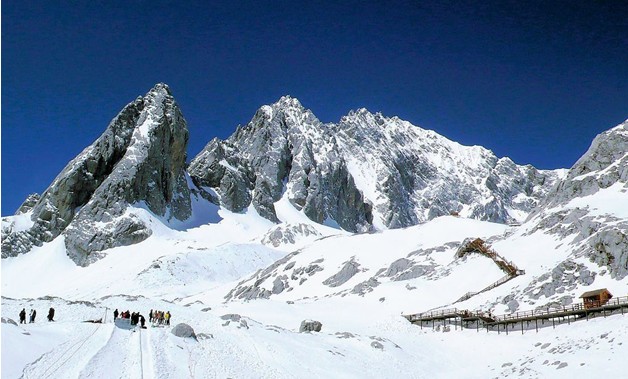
[2,1,627,215]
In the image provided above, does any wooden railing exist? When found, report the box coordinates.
[494,295,628,322]
[406,296,628,324]
[405,307,462,321]
[454,272,519,303]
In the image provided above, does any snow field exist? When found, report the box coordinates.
[2,200,627,378]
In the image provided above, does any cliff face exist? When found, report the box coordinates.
[189,97,374,232]
[190,97,562,231]
[2,84,194,265]
[527,120,628,279]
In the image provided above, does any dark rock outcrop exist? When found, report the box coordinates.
[2,84,195,265]
[16,194,41,215]
[171,323,197,340]
[299,319,322,332]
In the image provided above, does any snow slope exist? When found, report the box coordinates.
[2,210,627,378]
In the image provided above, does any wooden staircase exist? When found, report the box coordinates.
[454,238,524,303]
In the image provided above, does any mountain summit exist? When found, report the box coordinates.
[2,86,565,264]
[2,84,194,265]
[190,96,563,231]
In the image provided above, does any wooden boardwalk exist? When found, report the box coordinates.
[404,295,628,334]
[453,238,524,303]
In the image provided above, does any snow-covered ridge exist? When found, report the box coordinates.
[190,96,565,231]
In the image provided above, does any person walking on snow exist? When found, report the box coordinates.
[165,311,170,326]
[30,309,37,323]
[48,307,55,322]
[113,309,119,320]
[19,308,26,324]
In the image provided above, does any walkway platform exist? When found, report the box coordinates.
[404,295,628,333]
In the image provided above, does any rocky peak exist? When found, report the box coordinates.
[2,83,194,265]
[190,96,373,230]
[15,194,41,215]
[190,98,562,231]
[540,119,628,209]
[273,95,304,110]
[523,120,628,279]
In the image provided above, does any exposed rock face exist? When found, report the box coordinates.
[527,120,628,279]
[223,239,456,302]
[541,120,628,208]
[334,110,562,227]
[189,97,374,232]
[260,223,322,248]
[322,258,361,287]
[2,84,194,265]
[190,97,562,232]
[16,194,41,215]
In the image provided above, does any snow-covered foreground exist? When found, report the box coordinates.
[2,296,627,379]
[2,212,627,378]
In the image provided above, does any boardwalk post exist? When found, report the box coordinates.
[535,318,538,333]
[521,321,523,335]
[505,323,508,335]
[552,318,555,329]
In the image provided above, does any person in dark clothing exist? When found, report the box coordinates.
[19,308,26,324]
[30,309,37,323]
[113,309,119,320]
[48,307,55,322]
[139,314,146,329]
[149,309,153,323]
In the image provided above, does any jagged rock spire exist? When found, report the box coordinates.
[189,96,562,231]
[2,84,193,265]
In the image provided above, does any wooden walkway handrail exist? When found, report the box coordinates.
[494,295,628,322]
[406,295,628,324]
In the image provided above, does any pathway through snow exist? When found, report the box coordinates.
[17,324,200,379]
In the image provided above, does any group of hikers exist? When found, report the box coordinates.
[113,308,171,328]
[18,305,172,328]
[113,309,147,328]
[149,309,171,326]
[18,307,55,323]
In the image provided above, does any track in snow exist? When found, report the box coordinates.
[20,323,112,379]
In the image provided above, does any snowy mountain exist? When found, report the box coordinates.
[1,85,627,378]
[3,88,563,264]
[2,84,208,265]
[189,96,563,231]
[222,120,628,314]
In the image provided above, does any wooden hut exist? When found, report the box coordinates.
[580,288,613,309]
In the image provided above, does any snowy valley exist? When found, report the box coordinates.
[2,84,627,378]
